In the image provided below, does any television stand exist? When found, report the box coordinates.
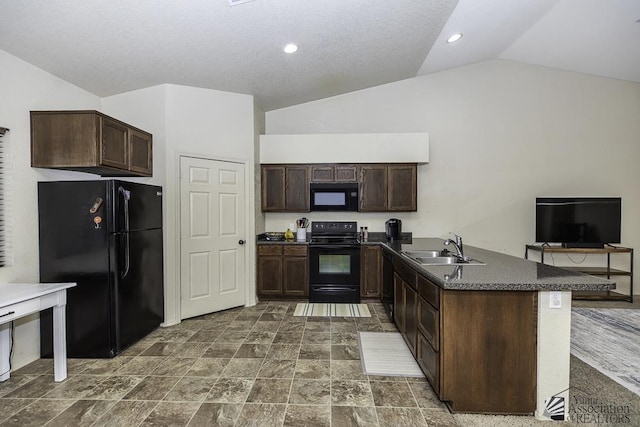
[562,242,605,249]
[525,244,634,303]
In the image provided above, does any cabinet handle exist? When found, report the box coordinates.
[239,240,246,245]
[0,311,16,318]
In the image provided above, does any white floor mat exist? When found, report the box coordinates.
[358,332,424,377]
[293,303,371,317]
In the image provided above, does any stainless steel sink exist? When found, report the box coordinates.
[418,256,485,265]
[401,250,445,258]
[416,256,461,264]
[401,250,485,266]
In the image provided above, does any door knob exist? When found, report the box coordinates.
[238,240,246,245]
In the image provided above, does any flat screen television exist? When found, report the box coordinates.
[535,197,621,248]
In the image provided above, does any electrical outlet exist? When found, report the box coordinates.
[550,292,562,309]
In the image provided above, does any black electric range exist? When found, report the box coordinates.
[308,221,361,303]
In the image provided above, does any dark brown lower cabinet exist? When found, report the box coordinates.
[283,246,308,296]
[403,282,417,354]
[394,262,537,415]
[417,295,439,350]
[361,245,382,298]
[257,244,308,299]
[417,331,440,394]
[440,290,537,414]
[393,273,404,330]
[256,245,283,295]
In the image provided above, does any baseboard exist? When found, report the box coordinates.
[11,351,40,372]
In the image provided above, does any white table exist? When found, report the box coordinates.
[0,283,76,382]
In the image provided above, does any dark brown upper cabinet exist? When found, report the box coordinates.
[31,110,152,177]
[261,162,416,213]
[359,164,417,212]
[310,164,358,182]
[359,165,388,211]
[387,164,417,211]
[261,164,310,212]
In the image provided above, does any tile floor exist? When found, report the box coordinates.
[0,302,457,426]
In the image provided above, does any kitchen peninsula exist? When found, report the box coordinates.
[382,237,613,420]
[256,235,614,420]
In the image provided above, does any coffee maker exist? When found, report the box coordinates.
[385,218,402,240]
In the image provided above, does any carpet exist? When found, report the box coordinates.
[293,303,371,317]
[571,308,640,396]
[358,332,424,377]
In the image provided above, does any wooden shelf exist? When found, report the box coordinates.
[525,244,634,303]
[561,266,631,276]
[525,244,631,255]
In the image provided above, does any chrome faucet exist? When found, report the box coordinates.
[443,233,466,260]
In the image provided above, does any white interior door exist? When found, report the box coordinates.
[180,156,246,319]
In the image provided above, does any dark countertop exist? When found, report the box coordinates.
[256,231,412,245]
[256,233,614,292]
[380,237,615,292]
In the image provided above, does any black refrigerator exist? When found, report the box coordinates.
[38,180,164,358]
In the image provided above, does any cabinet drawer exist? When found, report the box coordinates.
[258,245,282,256]
[0,298,42,324]
[284,245,308,256]
[335,165,357,182]
[418,296,439,351]
[417,274,439,309]
[417,332,440,394]
[310,165,334,182]
[393,258,416,289]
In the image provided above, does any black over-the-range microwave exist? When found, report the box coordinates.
[310,183,359,211]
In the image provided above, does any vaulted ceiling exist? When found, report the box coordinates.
[1,0,638,111]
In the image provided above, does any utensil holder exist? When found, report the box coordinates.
[296,228,307,241]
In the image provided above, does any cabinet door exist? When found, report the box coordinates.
[417,296,439,351]
[393,273,404,331]
[417,332,440,394]
[388,164,417,211]
[128,129,153,176]
[31,111,98,168]
[100,117,129,170]
[285,166,309,211]
[283,256,308,296]
[261,166,286,211]
[310,165,334,182]
[257,256,283,295]
[335,165,358,182]
[360,165,388,211]
[361,245,382,298]
[404,282,418,355]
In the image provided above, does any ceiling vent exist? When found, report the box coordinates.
[228,0,256,5]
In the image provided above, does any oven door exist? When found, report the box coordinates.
[309,245,360,285]
[309,244,361,303]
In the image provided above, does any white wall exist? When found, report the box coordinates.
[265,59,640,294]
[165,85,256,320]
[1,48,257,369]
[104,84,257,324]
[0,49,101,367]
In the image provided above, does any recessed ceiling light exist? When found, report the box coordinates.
[446,33,463,43]
[284,43,298,54]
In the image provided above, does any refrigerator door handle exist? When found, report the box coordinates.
[118,186,131,278]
